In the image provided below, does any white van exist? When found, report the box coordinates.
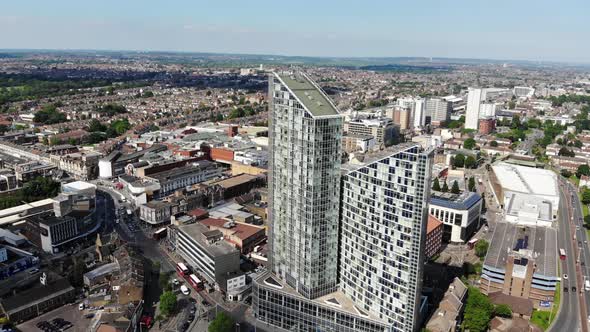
[79,303,85,311]
[585,279,590,291]
[180,285,190,295]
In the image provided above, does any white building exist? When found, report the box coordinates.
[465,88,485,130]
[491,162,560,218]
[429,192,483,243]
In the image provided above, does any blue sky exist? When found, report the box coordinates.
[1,0,589,62]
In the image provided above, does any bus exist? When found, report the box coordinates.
[187,274,204,291]
[153,228,167,240]
[559,248,566,260]
[176,262,190,278]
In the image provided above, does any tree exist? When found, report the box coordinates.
[208,312,234,332]
[34,104,68,124]
[22,176,60,199]
[575,140,584,148]
[560,169,573,178]
[432,178,441,191]
[88,119,107,132]
[159,291,177,317]
[451,180,460,194]
[508,101,516,109]
[464,156,476,169]
[441,180,449,193]
[577,164,590,178]
[462,287,494,332]
[475,240,489,259]
[490,140,498,147]
[558,147,576,157]
[584,215,590,228]
[468,177,476,192]
[494,304,512,318]
[463,138,476,150]
[582,189,590,205]
[453,154,465,168]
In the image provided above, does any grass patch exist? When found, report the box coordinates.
[531,282,560,331]
[570,175,581,187]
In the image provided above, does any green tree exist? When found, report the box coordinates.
[577,164,590,178]
[432,178,441,191]
[582,189,590,205]
[494,304,513,318]
[441,180,449,193]
[49,136,61,146]
[208,312,234,332]
[463,138,476,150]
[489,140,498,147]
[584,215,590,228]
[34,104,68,124]
[451,180,460,194]
[475,240,490,259]
[88,119,107,132]
[508,101,516,109]
[464,156,476,169]
[22,176,61,199]
[453,154,465,168]
[462,286,494,332]
[468,177,476,192]
[159,291,177,317]
[560,169,572,178]
[575,140,583,148]
[558,147,575,157]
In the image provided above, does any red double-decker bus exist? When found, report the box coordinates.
[187,274,204,291]
[176,262,190,277]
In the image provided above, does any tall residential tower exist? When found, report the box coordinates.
[267,72,343,299]
[254,72,433,332]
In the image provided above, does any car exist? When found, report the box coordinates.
[78,303,85,310]
[563,274,568,280]
[201,300,209,306]
[188,297,197,304]
[172,279,180,286]
[36,321,48,328]
[84,313,95,319]
[189,305,196,314]
[180,285,190,295]
[29,268,40,275]
[564,287,569,292]
[573,286,577,292]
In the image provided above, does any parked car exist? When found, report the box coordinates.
[180,285,190,295]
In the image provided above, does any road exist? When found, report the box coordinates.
[560,179,590,328]
[549,178,587,332]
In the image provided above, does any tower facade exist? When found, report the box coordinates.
[268,71,343,299]
[340,144,433,331]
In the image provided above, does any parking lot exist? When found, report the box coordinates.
[17,302,92,332]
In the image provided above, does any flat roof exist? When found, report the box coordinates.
[200,218,264,241]
[276,72,339,117]
[177,223,237,257]
[341,142,425,172]
[430,191,482,211]
[492,162,558,197]
[484,222,557,278]
[212,174,258,189]
[0,198,54,220]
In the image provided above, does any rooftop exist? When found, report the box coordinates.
[427,215,443,234]
[276,72,339,117]
[177,223,238,257]
[200,218,264,241]
[430,191,482,211]
[484,222,557,278]
[211,174,259,189]
[492,162,558,197]
[341,142,426,172]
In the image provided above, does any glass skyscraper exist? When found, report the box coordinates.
[267,71,343,299]
[254,71,433,332]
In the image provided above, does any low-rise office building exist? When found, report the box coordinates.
[200,218,266,254]
[146,161,222,197]
[170,223,240,285]
[429,191,483,243]
[479,222,558,310]
[426,215,443,259]
[139,201,173,225]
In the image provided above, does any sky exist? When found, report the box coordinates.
[1,0,589,63]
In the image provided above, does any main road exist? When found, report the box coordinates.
[549,177,588,332]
